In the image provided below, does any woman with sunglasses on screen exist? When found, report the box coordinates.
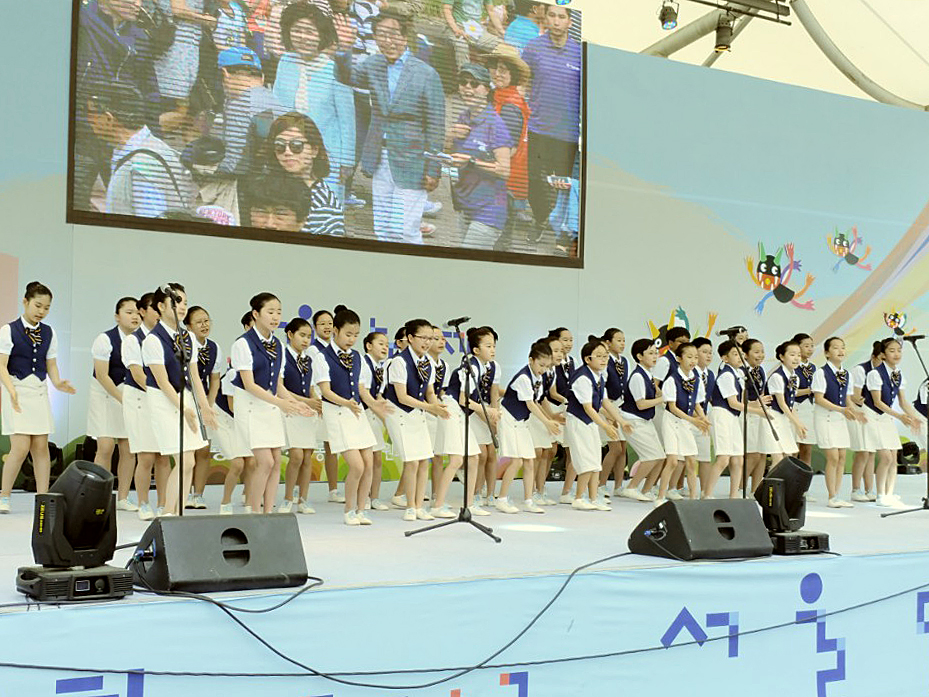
[265,111,345,236]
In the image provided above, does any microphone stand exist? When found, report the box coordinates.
[881,337,929,518]
[407,319,501,542]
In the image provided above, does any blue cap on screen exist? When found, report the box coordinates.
[459,63,492,86]
[218,46,263,71]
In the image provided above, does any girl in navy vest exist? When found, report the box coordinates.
[427,324,449,501]
[309,309,344,505]
[741,338,771,494]
[496,340,561,514]
[383,319,450,522]
[465,326,503,507]
[315,307,379,526]
[88,296,140,512]
[280,318,323,515]
[849,341,883,502]
[657,342,710,505]
[616,339,665,503]
[703,340,746,499]
[863,338,923,507]
[211,366,254,515]
[597,328,629,500]
[565,338,626,511]
[359,331,392,511]
[531,334,566,506]
[547,327,579,504]
[232,292,312,514]
[141,284,217,516]
[692,337,716,492]
[757,341,807,486]
[792,333,818,466]
[812,337,865,508]
[183,306,223,511]
[0,282,76,513]
[121,292,170,520]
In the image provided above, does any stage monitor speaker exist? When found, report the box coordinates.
[628,499,774,560]
[132,514,308,593]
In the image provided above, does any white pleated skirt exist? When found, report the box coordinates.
[661,411,698,458]
[813,405,850,450]
[746,412,763,453]
[425,411,439,449]
[86,380,127,439]
[434,395,479,457]
[1,375,53,436]
[498,409,535,460]
[147,388,208,456]
[233,387,286,450]
[695,430,712,462]
[384,407,434,462]
[210,408,252,460]
[365,408,387,452]
[122,386,160,454]
[528,412,554,449]
[548,403,566,444]
[847,416,868,452]
[284,412,320,449]
[469,411,494,446]
[624,418,665,462]
[795,399,817,444]
[322,402,376,454]
[757,410,799,455]
[564,413,602,475]
[710,407,743,457]
[861,411,901,451]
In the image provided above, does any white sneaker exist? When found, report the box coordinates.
[156,506,165,517]
[592,499,612,511]
[137,503,154,521]
[866,490,877,502]
[571,498,596,511]
[597,486,611,500]
[297,500,316,514]
[243,505,253,514]
[357,512,373,525]
[495,497,520,514]
[431,505,456,518]
[851,490,870,502]
[219,503,233,515]
[416,507,434,521]
[278,499,293,514]
[239,494,247,506]
[876,494,893,507]
[192,495,207,510]
[524,499,545,514]
[403,507,417,522]
[827,498,843,509]
[370,498,389,511]
[541,493,558,506]
[185,495,197,510]
[486,495,496,509]
[473,494,484,507]
[116,498,139,512]
[391,494,408,509]
[618,487,650,502]
[328,489,346,503]
[559,493,574,504]
[469,504,491,516]
[653,497,667,508]
[643,490,657,502]
[804,493,817,503]
[667,490,684,501]
[344,511,360,526]
[838,499,854,508]
[0,496,9,514]
[531,492,544,506]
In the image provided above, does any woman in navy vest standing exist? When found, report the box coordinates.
[0,282,76,513]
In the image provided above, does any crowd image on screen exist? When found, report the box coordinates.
[73,0,583,258]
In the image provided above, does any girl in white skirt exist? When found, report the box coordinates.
[0,282,76,513]
[427,324,449,499]
[811,337,864,508]
[693,337,716,493]
[280,317,322,515]
[315,307,378,526]
[359,331,392,511]
[741,338,771,495]
[141,284,217,516]
[532,334,566,505]
[309,309,343,504]
[88,296,140,511]
[758,341,807,480]
[232,292,312,514]
[212,368,253,515]
[496,341,561,514]
[849,343,882,502]
[547,327,582,504]
[464,326,502,507]
[617,339,666,503]
[792,333,818,467]
[862,338,923,507]
[565,339,625,511]
[598,328,629,500]
[383,319,450,521]
[703,340,746,499]
[658,343,710,505]
[184,305,222,510]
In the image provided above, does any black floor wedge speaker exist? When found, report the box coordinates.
[132,514,308,592]
[628,499,773,560]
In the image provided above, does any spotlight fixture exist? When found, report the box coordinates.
[658,0,679,30]
[755,456,830,555]
[714,13,733,52]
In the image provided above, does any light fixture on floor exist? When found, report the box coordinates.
[715,12,734,52]
[659,0,679,30]
[755,456,830,555]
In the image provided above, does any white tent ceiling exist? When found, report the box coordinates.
[578,0,929,108]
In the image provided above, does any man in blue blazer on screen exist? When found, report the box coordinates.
[337,8,445,245]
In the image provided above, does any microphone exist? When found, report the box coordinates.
[903,334,926,342]
[444,316,471,328]
[716,326,745,337]
[160,284,181,302]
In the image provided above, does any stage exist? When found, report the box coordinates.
[2,475,929,696]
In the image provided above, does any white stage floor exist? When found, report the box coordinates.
[3,474,929,606]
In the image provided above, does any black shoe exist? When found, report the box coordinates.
[526,223,545,244]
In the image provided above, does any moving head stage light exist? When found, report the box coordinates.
[755,456,830,555]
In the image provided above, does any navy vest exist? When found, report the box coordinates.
[232,329,283,395]
[621,365,656,420]
[667,368,700,417]
[362,354,383,409]
[710,365,742,417]
[554,356,575,400]
[501,366,541,422]
[699,367,716,412]
[123,327,148,391]
[383,348,430,413]
[820,363,849,408]
[796,362,816,404]
[659,351,679,386]
[915,386,927,418]
[92,326,127,386]
[542,369,557,404]
[769,366,797,414]
[194,338,219,386]
[744,364,767,402]
[215,370,234,417]
[143,323,187,392]
[605,354,628,401]
[433,358,448,397]
[282,348,313,398]
[445,365,464,405]
[566,366,604,425]
[321,344,361,403]
[7,320,52,380]
[862,363,901,414]
[469,358,497,405]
